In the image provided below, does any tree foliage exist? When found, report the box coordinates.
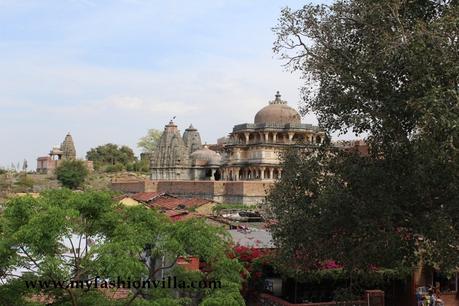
[0,190,244,305]
[86,143,136,171]
[138,129,162,154]
[55,160,89,189]
[268,0,459,285]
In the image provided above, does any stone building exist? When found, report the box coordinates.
[36,133,93,174]
[150,122,222,180]
[150,92,325,182]
[220,91,325,181]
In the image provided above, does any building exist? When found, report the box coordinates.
[112,92,325,204]
[150,92,325,182]
[150,122,222,180]
[221,91,325,181]
[36,133,93,174]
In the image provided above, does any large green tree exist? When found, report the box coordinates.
[86,144,136,171]
[55,160,89,189]
[268,0,459,288]
[0,189,244,306]
[138,129,162,154]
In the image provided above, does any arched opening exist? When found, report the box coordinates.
[273,169,279,179]
[205,169,212,178]
[292,133,303,143]
[316,135,322,144]
[268,132,274,143]
[214,169,221,181]
[249,133,255,144]
[247,170,252,180]
[264,168,270,179]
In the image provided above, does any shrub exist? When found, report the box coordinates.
[104,163,125,173]
[55,160,89,189]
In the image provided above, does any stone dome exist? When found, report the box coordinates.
[190,145,221,165]
[254,91,301,125]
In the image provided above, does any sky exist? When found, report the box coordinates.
[0,0,333,168]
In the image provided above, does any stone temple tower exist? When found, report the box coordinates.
[60,133,76,160]
[182,124,202,156]
[150,121,190,180]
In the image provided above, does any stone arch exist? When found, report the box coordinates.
[214,169,221,181]
[264,168,270,179]
[238,169,244,180]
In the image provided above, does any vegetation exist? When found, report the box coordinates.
[55,160,89,189]
[268,0,459,294]
[0,189,245,306]
[126,159,150,173]
[86,143,136,171]
[138,129,162,154]
[13,173,35,193]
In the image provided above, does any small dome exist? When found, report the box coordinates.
[254,91,301,125]
[190,145,221,165]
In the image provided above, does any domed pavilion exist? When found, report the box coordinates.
[220,91,325,181]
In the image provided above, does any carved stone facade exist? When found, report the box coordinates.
[221,92,325,181]
[150,92,325,182]
[150,122,221,180]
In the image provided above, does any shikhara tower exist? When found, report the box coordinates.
[150,92,325,181]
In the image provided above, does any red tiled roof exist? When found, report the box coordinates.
[163,210,188,217]
[148,197,213,210]
[131,192,164,203]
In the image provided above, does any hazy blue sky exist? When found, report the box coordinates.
[0,0,332,168]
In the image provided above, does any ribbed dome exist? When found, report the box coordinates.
[190,145,221,164]
[254,92,301,125]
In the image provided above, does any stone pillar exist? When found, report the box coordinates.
[244,133,249,144]
[260,167,265,180]
[288,132,294,143]
[273,133,277,143]
[210,169,215,181]
[269,168,274,180]
[264,132,269,143]
[278,169,282,179]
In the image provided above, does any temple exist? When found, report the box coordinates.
[149,92,325,181]
[36,133,93,174]
[150,123,222,180]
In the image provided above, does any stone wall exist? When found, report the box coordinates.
[111,179,274,204]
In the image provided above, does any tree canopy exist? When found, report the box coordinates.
[55,160,89,189]
[138,129,162,154]
[268,0,459,288]
[0,189,244,306]
[86,144,136,171]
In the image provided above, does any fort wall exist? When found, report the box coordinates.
[111,179,274,205]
